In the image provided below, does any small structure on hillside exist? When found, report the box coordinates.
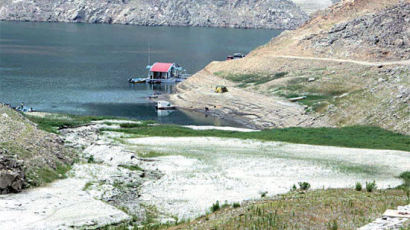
[215,85,228,93]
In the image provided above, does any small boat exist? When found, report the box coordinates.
[148,92,161,99]
[155,101,176,110]
[128,77,147,83]
[227,53,245,60]
[15,105,34,112]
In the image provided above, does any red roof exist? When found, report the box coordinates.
[150,63,174,73]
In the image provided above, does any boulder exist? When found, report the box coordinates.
[0,153,25,194]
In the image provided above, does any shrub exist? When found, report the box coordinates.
[291,184,297,191]
[355,182,362,191]
[87,155,95,163]
[399,171,410,187]
[366,181,377,192]
[232,202,240,208]
[211,201,220,212]
[298,182,311,191]
[221,201,230,209]
[327,219,338,230]
[260,191,268,198]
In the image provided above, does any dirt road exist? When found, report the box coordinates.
[271,55,410,66]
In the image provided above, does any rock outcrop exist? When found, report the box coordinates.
[290,0,340,14]
[0,152,25,194]
[307,2,410,60]
[0,0,308,29]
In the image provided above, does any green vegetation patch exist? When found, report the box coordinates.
[24,113,120,133]
[118,164,143,171]
[26,163,71,187]
[103,125,410,151]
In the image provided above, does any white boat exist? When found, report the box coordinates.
[155,101,176,110]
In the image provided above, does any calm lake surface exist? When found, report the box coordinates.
[0,22,281,126]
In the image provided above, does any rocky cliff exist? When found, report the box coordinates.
[291,0,341,14]
[0,0,309,29]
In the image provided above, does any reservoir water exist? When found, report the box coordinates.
[0,22,281,125]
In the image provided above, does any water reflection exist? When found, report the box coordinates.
[157,110,175,117]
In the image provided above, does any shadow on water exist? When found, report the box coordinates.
[81,102,239,126]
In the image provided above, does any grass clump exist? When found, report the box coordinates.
[104,125,410,151]
[83,182,93,191]
[355,182,362,191]
[399,171,410,187]
[366,181,377,192]
[327,219,339,230]
[139,151,170,158]
[298,182,311,191]
[26,163,71,186]
[232,202,241,208]
[87,155,95,163]
[118,164,143,171]
[211,201,220,212]
[25,113,117,134]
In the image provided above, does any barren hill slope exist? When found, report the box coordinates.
[171,0,410,134]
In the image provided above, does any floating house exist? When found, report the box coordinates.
[146,63,183,82]
[129,62,190,84]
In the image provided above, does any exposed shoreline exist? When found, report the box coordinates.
[166,66,329,131]
[0,19,288,30]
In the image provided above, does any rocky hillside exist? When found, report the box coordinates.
[0,105,74,194]
[291,0,341,14]
[0,0,308,29]
[171,0,410,134]
[258,0,410,61]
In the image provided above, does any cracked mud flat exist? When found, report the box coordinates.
[130,137,410,220]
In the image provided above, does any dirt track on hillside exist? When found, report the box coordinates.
[270,55,410,66]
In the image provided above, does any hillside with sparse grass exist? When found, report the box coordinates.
[0,105,75,193]
[169,188,409,230]
[171,0,410,134]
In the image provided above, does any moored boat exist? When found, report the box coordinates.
[155,101,176,110]
[128,77,147,83]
